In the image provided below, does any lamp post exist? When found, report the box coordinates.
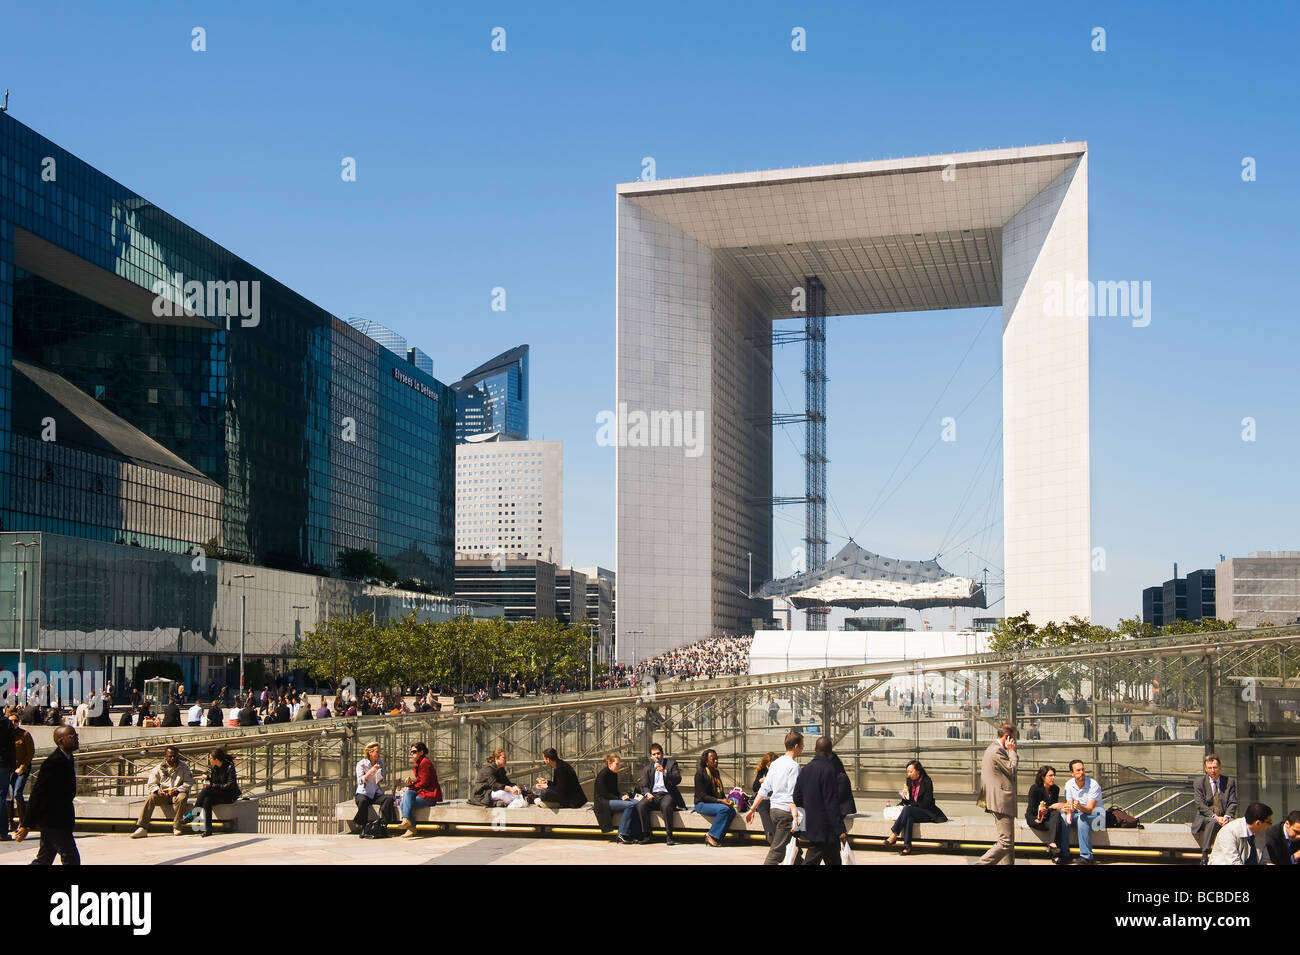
[585,622,598,691]
[626,629,645,668]
[12,540,38,700]
[233,573,254,699]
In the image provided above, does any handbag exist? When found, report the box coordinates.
[840,841,857,865]
[883,804,903,821]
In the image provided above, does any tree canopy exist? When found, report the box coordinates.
[293,612,597,694]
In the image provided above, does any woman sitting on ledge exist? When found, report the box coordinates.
[693,749,737,847]
[886,759,946,855]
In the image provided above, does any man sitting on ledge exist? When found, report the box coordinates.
[534,748,587,809]
[132,745,193,838]
[633,742,684,846]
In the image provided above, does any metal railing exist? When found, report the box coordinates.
[251,779,352,834]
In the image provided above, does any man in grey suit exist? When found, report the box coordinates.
[976,723,1019,865]
[1190,753,1238,865]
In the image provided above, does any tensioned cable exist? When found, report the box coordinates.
[935,423,1002,556]
[847,306,998,542]
[853,361,1002,535]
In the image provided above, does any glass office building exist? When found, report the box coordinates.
[450,345,529,443]
[0,111,455,592]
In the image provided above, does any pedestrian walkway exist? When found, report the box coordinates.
[0,832,1151,865]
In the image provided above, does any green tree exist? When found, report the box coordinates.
[987,612,1039,653]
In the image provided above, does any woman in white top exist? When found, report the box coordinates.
[353,742,396,833]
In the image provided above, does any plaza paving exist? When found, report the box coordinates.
[0,831,1152,865]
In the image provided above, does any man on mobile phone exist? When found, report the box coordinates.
[975,723,1019,865]
[634,742,683,845]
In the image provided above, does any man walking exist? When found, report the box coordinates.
[746,731,803,865]
[131,746,194,837]
[975,723,1018,865]
[16,724,80,865]
[790,736,847,865]
[1190,753,1238,865]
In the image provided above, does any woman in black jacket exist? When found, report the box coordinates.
[1026,764,1068,862]
[692,750,737,847]
[593,752,643,843]
[186,748,240,837]
[886,759,946,854]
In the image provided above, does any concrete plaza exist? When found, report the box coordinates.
[0,831,1151,866]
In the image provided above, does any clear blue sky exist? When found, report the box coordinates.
[4,1,1297,627]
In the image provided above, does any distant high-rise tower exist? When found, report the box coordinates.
[343,316,407,357]
[451,345,529,443]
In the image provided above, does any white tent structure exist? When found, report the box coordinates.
[748,629,989,676]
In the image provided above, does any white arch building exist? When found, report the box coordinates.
[616,144,1090,661]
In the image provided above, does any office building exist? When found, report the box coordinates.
[1216,552,1300,628]
[343,316,406,357]
[573,566,615,658]
[2,530,500,692]
[1142,566,1215,627]
[454,558,556,621]
[555,567,588,625]
[455,437,562,565]
[0,112,458,679]
[450,345,529,442]
[616,144,1090,659]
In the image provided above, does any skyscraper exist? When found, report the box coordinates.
[450,345,529,442]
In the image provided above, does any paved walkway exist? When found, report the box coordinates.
[0,831,1151,865]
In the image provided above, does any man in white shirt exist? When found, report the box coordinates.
[746,731,804,865]
[1061,759,1105,864]
[1208,802,1273,865]
[186,701,204,726]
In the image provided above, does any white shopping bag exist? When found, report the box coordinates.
[840,841,857,865]
[781,838,800,865]
[883,805,903,821]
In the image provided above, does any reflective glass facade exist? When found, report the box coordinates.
[0,113,455,591]
[0,532,499,695]
[451,345,528,442]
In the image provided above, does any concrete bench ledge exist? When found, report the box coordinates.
[334,801,1199,852]
[73,795,256,831]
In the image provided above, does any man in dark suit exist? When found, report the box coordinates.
[16,724,80,865]
[634,742,684,845]
[161,697,182,728]
[237,701,259,726]
[791,736,847,865]
[1262,810,1300,866]
[1190,753,1238,865]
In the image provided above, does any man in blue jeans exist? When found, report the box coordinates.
[1061,759,1105,865]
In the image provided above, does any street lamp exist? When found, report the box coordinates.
[585,622,598,691]
[11,540,39,697]
[233,573,254,699]
[626,629,645,668]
